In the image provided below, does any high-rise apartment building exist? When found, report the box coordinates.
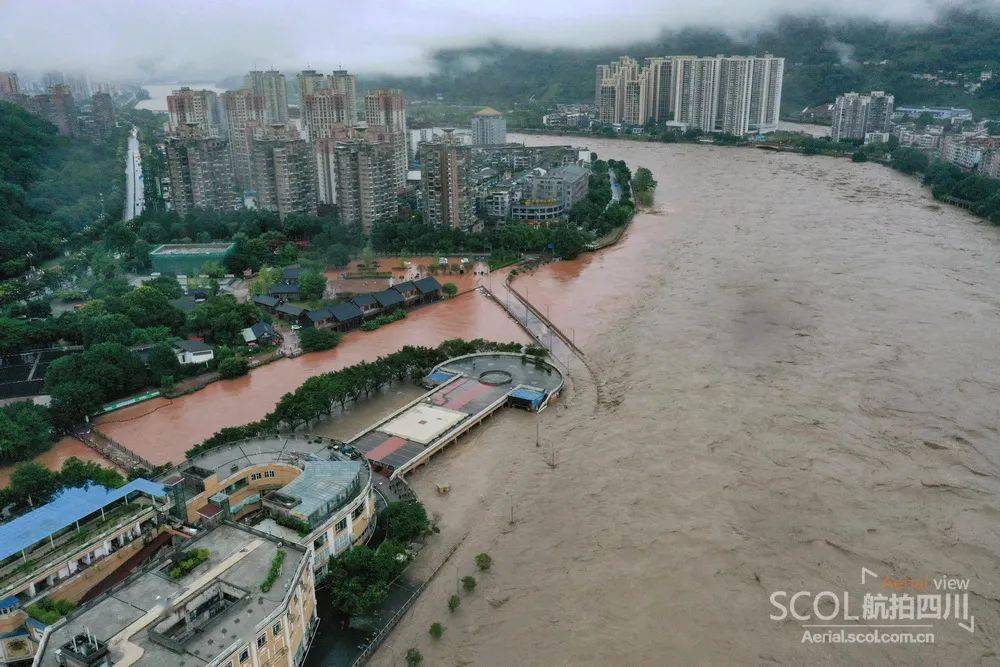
[250,124,317,218]
[47,84,77,136]
[365,88,408,189]
[334,132,399,233]
[596,54,784,134]
[89,91,115,140]
[165,125,237,216]
[831,91,894,141]
[419,130,475,229]
[297,69,329,98]
[314,127,354,205]
[245,70,289,124]
[471,107,507,145]
[328,70,357,124]
[0,71,18,98]
[167,87,221,132]
[302,88,355,138]
[222,88,266,190]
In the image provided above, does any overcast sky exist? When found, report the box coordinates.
[0,0,976,83]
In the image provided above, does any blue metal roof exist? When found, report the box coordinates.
[426,370,455,384]
[0,479,166,562]
[509,387,546,409]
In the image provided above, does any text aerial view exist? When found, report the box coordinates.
[1,0,1000,664]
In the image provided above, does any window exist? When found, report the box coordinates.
[335,518,347,532]
[250,472,262,481]
[257,635,267,648]
[265,470,276,478]
[239,648,249,663]
[352,504,364,519]
[273,622,282,636]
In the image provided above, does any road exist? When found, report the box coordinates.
[125,127,144,220]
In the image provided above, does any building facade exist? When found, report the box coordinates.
[165,126,237,216]
[831,91,895,142]
[595,54,784,134]
[250,124,318,218]
[0,71,18,98]
[245,69,289,124]
[166,87,221,132]
[364,88,408,189]
[419,131,476,229]
[334,136,400,233]
[471,107,506,145]
[222,88,267,190]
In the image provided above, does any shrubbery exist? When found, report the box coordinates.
[169,548,210,580]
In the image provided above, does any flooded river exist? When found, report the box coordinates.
[95,291,527,464]
[375,133,1000,664]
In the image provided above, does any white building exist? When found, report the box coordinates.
[471,107,507,144]
[831,91,894,142]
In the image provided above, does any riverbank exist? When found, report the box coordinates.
[372,133,1000,663]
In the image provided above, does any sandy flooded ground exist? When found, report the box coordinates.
[373,135,1000,664]
[96,290,527,465]
[0,436,121,486]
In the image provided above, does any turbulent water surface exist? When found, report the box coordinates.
[370,134,1000,664]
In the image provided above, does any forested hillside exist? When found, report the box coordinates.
[0,102,123,293]
[361,8,1000,117]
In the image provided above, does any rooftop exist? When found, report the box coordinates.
[267,460,364,524]
[475,107,502,116]
[0,480,167,563]
[38,523,307,667]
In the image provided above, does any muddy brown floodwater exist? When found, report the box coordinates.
[95,291,528,464]
[0,436,121,487]
[372,134,1000,665]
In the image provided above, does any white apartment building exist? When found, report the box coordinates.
[831,91,894,142]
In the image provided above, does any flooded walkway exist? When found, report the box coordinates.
[96,290,528,465]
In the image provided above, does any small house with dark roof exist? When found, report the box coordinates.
[172,339,214,365]
[373,289,405,310]
[169,294,199,314]
[392,280,420,302]
[275,303,305,320]
[328,301,364,332]
[414,276,443,302]
[281,265,301,282]
[351,292,381,318]
[241,321,280,346]
[269,281,300,301]
[302,308,335,329]
[252,294,280,312]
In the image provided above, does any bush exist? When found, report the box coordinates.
[442,282,458,297]
[475,553,492,571]
[405,648,423,666]
[26,598,75,625]
[261,550,286,592]
[448,594,461,612]
[169,548,209,579]
[299,327,341,352]
[218,355,249,379]
[462,575,476,592]
[429,622,444,639]
[274,515,312,537]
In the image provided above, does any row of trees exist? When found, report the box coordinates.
[188,338,524,458]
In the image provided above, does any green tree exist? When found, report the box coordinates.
[475,553,492,571]
[462,575,476,592]
[218,355,249,379]
[448,594,460,612]
[299,328,341,352]
[442,282,458,297]
[429,622,444,639]
[48,380,103,430]
[0,402,54,463]
[298,270,327,300]
[8,462,60,505]
[382,501,430,542]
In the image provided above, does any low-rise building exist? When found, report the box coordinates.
[35,522,318,667]
[149,243,235,276]
[173,340,214,365]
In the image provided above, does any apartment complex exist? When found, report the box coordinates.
[250,124,318,218]
[364,88,408,189]
[419,131,476,229]
[166,87,221,132]
[471,107,507,145]
[164,125,238,216]
[245,69,289,124]
[831,91,895,141]
[222,88,267,190]
[334,135,400,233]
[0,71,18,98]
[594,54,784,134]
